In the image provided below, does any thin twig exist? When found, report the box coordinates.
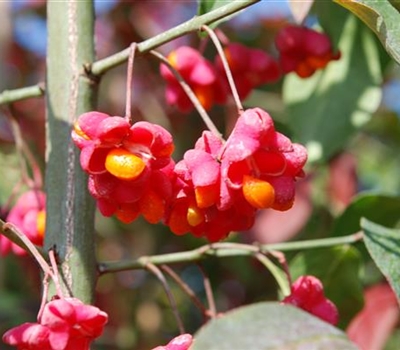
[49,249,65,298]
[89,0,261,76]
[160,265,210,319]
[150,50,223,141]
[0,83,45,106]
[268,250,292,287]
[98,232,364,274]
[215,28,230,46]
[0,219,51,277]
[37,272,50,322]
[5,112,34,188]
[125,43,137,124]
[201,25,243,115]
[254,252,290,297]
[6,106,43,189]
[1,180,24,214]
[20,141,43,189]
[145,262,185,334]
[1,2,260,107]
[197,264,217,319]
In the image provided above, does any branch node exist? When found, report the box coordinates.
[82,63,101,85]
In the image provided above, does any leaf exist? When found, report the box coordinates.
[284,5,382,162]
[197,0,221,15]
[330,193,400,237]
[389,0,400,12]
[347,283,400,350]
[289,0,314,24]
[334,0,400,65]
[192,302,357,349]
[289,246,364,328]
[361,218,400,305]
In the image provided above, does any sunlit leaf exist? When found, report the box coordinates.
[284,4,382,162]
[334,0,400,65]
[289,246,364,328]
[361,218,400,306]
[192,302,357,349]
[330,193,400,237]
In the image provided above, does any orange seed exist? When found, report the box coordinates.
[187,205,204,227]
[242,175,275,209]
[36,210,46,238]
[105,148,145,180]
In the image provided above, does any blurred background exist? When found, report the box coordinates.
[1,1,400,349]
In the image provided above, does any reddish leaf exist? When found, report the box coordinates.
[347,283,400,350]
[328,152,358,212]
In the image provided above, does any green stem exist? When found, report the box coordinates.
[0,84,45,106]
[265,232,363,251]
[160,265,210,318]
[254,253,290,297]
[98,232,363,274]
[0,218,48,270]
[146,263,185,334]
[45,1,97,303]
[90,0,260,76]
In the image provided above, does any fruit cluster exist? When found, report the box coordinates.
[282,275,339,325]
[72,108,307,242]
[275,25,340,78]
[72,112,175,225]
[160,44,280,113]
[161,26,339,112]
[2,297,108,350]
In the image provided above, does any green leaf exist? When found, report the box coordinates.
[334,0,400,65]
[313,1,348,46]
[289,246,363,328]
[197,0,221,15]
[330,193,400,237]
[361,218,400,305]
[284,5,382,162]
[192,302,357,349]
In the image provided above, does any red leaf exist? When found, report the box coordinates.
[347,283,400,350]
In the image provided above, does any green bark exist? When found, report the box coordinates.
[45,1,98,303]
